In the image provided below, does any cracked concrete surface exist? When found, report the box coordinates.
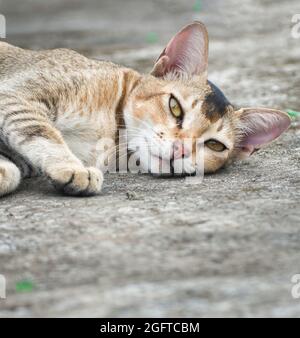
[0,0,300,317]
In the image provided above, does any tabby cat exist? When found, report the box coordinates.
[0,22,291,196]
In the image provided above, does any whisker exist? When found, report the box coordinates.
[125,112,156,133]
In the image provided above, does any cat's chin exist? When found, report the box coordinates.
[147,153,197,178]
[129,146,197,177]
[147,152,172,177]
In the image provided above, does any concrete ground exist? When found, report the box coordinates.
[0,0,299,317]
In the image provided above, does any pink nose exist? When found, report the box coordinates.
[173,141,191,159]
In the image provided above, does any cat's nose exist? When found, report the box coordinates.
[173,140,191,159]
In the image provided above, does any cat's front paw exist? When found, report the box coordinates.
[47,165,103,196]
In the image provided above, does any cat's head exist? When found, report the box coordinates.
[125,22,291,176]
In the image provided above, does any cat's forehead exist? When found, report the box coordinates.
[200,81,232,123]
[168,79,232,121]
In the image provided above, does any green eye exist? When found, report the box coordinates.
[169,96,183,118]
[205,139,226,152]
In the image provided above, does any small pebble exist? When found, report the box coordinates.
[126,191,139,200]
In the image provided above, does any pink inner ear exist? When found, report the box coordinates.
[238,109,291,153]
[241,124,289,147]
[164,26,207,75]
[153,22,208,77]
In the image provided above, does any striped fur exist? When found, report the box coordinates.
[0,22,291,196]
[0,42,140,196]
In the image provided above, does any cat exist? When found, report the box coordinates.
[0,21,291,197]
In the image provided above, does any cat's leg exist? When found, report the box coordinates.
[0,154,21,196]
[2,109,103,196]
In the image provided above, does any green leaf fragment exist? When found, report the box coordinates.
[146,32,158,44]
[193,0,202,12]
[16,280,35,293]
[287,110,300,118]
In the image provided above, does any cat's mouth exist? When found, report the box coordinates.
[141,137,196,177]
[148,152,196,178]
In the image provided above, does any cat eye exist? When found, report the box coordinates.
[169,96,183,119]
[205,139,227,152]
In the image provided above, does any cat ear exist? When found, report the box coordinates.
[151,21,209,79]
[235,108,291,158]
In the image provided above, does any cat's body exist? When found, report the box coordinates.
[0,42,138,169]
[0,22,291,197]
[0,41,142,195]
